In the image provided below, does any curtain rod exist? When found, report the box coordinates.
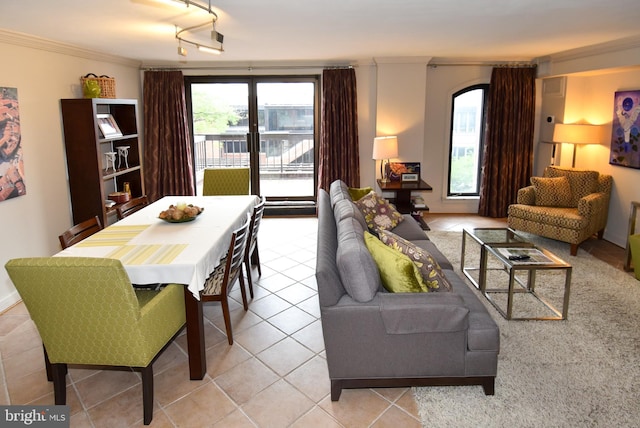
[428,62,537,68]
[140,64,356,71]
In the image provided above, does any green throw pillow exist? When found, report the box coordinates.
[348,186,374,201]
[363,231,429,293]
[379,229,451,291]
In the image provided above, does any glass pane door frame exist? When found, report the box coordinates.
[184,75,320,202]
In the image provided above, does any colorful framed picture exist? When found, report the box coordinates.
[609,90,640,169]
[0,86,26,202]
[386,162,420,182]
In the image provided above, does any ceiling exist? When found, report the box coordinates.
[2,0,640,66]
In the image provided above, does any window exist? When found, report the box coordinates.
[447,84,489,196]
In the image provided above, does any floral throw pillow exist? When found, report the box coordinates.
[379,229,452,291]
[354,191,404,234]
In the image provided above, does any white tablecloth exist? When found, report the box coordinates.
[56,195,258,298]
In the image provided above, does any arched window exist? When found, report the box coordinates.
[447,84,489,196]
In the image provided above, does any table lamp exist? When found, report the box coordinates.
[552,123,601,167]
[372,136,398,182]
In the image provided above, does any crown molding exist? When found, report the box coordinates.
[0,29,141,68]
[536,34,640,64]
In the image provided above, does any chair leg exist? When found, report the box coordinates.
[221,297,234,345]
[570,243,578,256]
[597,229,604,239]
[244,255,254,299]
[44,346,67,382]
[252,246,262,277]
[141,365,154,425]
[51,363,67,405]
[238,271,249,311]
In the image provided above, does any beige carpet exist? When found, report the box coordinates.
[413,231,640,428]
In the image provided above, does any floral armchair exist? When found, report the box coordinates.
[507,166,612,256]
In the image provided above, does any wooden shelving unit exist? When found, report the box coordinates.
[60,98,144,226]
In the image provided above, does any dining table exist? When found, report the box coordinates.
[56,195,259,379]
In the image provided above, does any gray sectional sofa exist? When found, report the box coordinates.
[316,180,499,400]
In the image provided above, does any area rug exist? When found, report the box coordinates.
[413,231,640,428]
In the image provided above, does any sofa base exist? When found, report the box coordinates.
[330,376,495,400]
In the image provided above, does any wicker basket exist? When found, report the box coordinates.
[81,73,116,98]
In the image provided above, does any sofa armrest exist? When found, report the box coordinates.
[516,186,536,205]
[578,192,609,229]
[378,292,469,334]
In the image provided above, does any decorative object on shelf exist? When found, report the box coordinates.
[108,191,130,204]
[372,136,398,183]
[83,79,101,98]
[609,90,640,169]
[401,173,419,182]
[117,146,130,169]
[104,152,117,173]
[123,182,131,197]
[80,73,116,98]
[97,114,122,138]
[0,86,26,202]
[553,123,601,168]
[387,162,420,182]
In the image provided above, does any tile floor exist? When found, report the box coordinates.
[0,214,625,427]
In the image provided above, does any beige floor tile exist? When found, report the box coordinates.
[212,408,256,427]
[291,320,325,354]
[6,368,52,404]
[285,356,331,403]
[277,283,318,305]
[205,340,252,378]
[319,389,393,427]
[164,381,237,426]
[153,359,209,406]
[242,379,314,427]
[208,306,263,337]
[296,295,321,318]
[290,406,343,428]
[248,293,292,319]
[174,318,227,352]
[396,389,420,419]
[3,344,46,383]
[256,272,297,293]
[281,264,316,282]
[214,357,279,404]
[246,284,272,301]
[267,306,316,335]
[152,341,188,376]
[69,410,93,428]
[0,313,30,336]
[0,320,41,359]
[371,404,422,428]
[301,275,318,290]
[372,387,409,402]
[73,368,139,409]
[86,383,152,427]
[29,384,83,416]
[256,337,314,377]
[234,321,286,355]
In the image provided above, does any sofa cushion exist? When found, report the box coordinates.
[390,214,430,241]
[348,186,373,201]
[363,231,429,293]
[531,176,572,207]
[334,199,368,231]
[335,217,381,302]
[329,180,351,207]
[355,191,404,234]
[379,230,451,291]
[545,167,599,206]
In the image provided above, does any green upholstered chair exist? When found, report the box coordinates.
[202,167,250,195]
[4,257,186,425]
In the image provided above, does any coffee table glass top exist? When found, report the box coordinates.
[465,227,528,246]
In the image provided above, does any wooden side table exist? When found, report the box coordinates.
[377,179,433,230]
[624,201,640,271]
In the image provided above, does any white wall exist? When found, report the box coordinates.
[0,38,141,311]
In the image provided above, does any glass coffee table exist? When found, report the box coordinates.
[462,227,572,321]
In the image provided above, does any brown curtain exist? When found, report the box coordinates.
[478,66,536,217]
[143,70,195,202]
[318,68,360,191]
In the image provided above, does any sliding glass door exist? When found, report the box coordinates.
[185,76,319,202]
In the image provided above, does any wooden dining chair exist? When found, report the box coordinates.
[244,196,266,298]
[201,215,251,345]
[58,216,103,249]
[116,195,149,220]
[202,168,250,195]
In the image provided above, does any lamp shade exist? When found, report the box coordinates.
[553,123,601,145]
[372,136,398,160]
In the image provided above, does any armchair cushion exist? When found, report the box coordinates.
[545,167,599,206]
[531,176,572,207]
